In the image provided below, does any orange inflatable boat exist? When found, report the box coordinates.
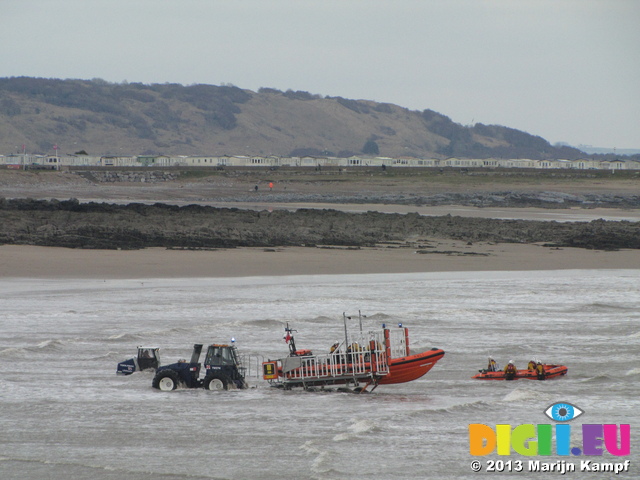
[472,364,568,380]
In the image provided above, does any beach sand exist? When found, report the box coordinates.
[1,241,638,279]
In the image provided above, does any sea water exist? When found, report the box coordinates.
[0,270,638,479]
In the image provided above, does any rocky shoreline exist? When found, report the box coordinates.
[1,198,639,251]
[203,190,640,209]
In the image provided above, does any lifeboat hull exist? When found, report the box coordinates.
[378,348,445,385]
[472,364,568,380]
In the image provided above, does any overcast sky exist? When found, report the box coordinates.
[2,0,638,149]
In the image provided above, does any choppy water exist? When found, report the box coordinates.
[1,270,638,479]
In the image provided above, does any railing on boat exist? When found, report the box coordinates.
[264,327,412,386]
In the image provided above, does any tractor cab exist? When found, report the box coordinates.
[205,344,239,366]
[203,344,247,390]
[137,347,160,371]
[116,346,160,375]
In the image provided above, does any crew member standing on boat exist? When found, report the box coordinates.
[504,360,517,380]
[536,361,545,380]
[487,356,498,372]
[528,359,537,371]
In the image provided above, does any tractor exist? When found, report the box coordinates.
[116,346,160,375]
[151,343,247,391]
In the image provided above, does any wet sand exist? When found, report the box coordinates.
[1,241,638,279]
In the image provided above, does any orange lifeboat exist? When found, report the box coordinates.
[262,318,444,392]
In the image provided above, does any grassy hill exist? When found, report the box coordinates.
[0,77,586,159]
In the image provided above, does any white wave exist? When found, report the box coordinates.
[333,418,378,441]
[106,332,140,341]
[0,347,28,357]
[502,388,551,403]
[300,440,332,474]
[579,374,618,383]
[311,450,330,473]
[299,440,319,455]
[348,418,377,434]
[442,399,492,414]
[93,351,125,360]
[30,339,65,351]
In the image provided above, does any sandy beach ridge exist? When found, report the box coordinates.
[2,241,638,279]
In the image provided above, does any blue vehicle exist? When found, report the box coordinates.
[116,346,160,375]
[152,343,247,391]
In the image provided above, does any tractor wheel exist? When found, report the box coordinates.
[152,370,180,391]
[204,373,229,391]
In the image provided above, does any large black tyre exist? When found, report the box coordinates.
[152,370,181,391]
[204,373,229,391]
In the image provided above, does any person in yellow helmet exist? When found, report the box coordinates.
[504,360,517,380]
[536,361,546,380]
[487,356,498,372]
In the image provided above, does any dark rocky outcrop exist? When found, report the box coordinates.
[1,198,638,251]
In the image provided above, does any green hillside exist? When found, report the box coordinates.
[0,77,585,159]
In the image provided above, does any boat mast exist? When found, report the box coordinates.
[285,323,297,355]
[342,312,349,351]
[358,310,367,333]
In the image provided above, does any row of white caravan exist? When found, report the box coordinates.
[1,153,637,171]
